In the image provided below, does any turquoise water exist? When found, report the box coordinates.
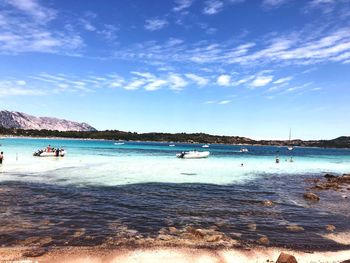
[1,137,350,186]
[0,137,350,250]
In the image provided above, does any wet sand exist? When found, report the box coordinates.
[1,246,350,263]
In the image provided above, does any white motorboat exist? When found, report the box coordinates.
[176,151,210,159]
[202,144,210,148]
[33,149,66,157]
[169,144,175,147]
[240,148,249,153]
[114,142,125,145]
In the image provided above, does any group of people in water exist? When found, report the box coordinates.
[33,144,65,157]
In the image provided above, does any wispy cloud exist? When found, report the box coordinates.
[173,0,193,12]
[218,99,231,104]
[144,79,168,91]
[124,79,146,90]
[114,26,350,68]
[273,76,293,84]
[203,0,224,15]
[262,0,290,8]
[0,79,45,97]
[6,0,56,22]
[0,0,84,55]
[185,73,209,86]
[250,75,273,87]
[204,99,232,105]
[168,74,188,90]
[144,18,168,31]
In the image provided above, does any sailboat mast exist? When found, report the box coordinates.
[289,128,291,142]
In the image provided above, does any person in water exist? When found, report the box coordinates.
[47,145,51,152]
[0,152,3,165]
[276,155,280,164]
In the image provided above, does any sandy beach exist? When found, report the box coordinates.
[1,246,350,263]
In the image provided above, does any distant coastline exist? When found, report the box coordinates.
[1,127,349,149]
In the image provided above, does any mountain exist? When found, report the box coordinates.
[0,110,96,131]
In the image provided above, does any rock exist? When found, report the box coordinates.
[326,224,336,232]
[286,225,304,232]
[262,200,274,206]
[276,252,298,263]
[206,234,223,242]
[185,227,205,238]
[258,236,270,245]
[168,227,178,234]
[73,229,85,238]
[158,227,168,235]
[23,248,47,258]
[303,192,320,201]
[157,234,173,241]
[39,236,53,246]
[340,260,350,263]
[248,223,257,231]
[324,174,337,179]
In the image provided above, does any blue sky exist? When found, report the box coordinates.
[0,0,350,139]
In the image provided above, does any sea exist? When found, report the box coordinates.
[0,137,349,250]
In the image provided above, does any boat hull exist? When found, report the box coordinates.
[176,151,210,159]
[34,151,66,157]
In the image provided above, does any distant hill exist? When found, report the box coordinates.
[0,110,96,132]
[0,110,349,148]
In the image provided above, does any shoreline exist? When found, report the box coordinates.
[1,135,349,150]
[1,245,350,262]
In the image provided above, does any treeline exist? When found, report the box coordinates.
[0,126,349,148]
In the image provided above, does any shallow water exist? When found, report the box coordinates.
[0,138,349,250]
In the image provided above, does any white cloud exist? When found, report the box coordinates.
[123,79,145,90]
[144,18,168,31]
[115,26,350,68]
[80,19,96,32]
[16,80,26,85]
[6,0,56,22]
[0,1,84,55]
[250,75,273,87]
[0,79,44,97]
[204,99,232,105]
[168,74,188,90]
[185,73,209,86]
[144,79,167,91]
[231,75,255,86]
[217,74,231,86]
[203,0,224,15]
[262,0,289,8]
[131,71,156,80]
[283,82,313,93]
[173,0,193,12]
[273,76,293,84]
[218,100,231,104]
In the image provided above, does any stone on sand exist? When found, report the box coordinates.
[303,192,320,201]
[276,252,298,263]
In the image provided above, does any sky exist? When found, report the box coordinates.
[0,0,350,140]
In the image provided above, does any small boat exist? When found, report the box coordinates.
[202,144,210,148]
[240,148,249,153]
[114,142,125,145]
[33,149,66,157]
[169,144,175,147]
[176,151,210,159]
